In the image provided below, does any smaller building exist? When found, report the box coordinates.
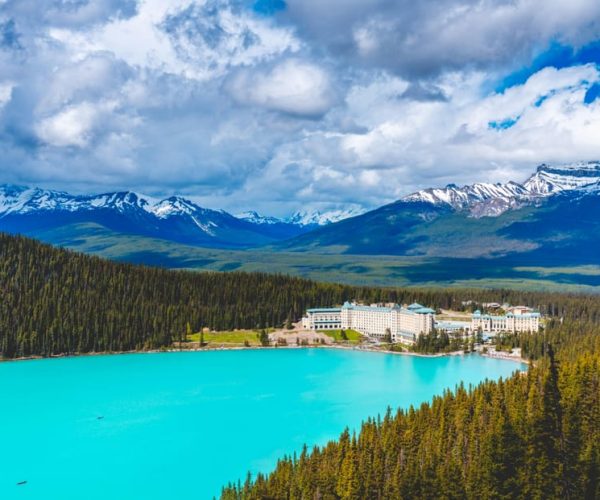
[435,320,472,336]
[302,308,341,330]
[471,306,540,333]
[482,302,502,309]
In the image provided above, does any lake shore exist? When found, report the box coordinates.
[0,342,529,366]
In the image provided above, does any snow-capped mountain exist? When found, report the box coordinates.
[237,211,282,225]
[0,185,157,217]
[403,181,529,216]
[3,161,599,259]
[0,185,350,248]
[0,185,292,248]
[523,161,600,195]
[280,161,600,259]
[237,208,365,227]
[402,161,600,217]
[286,208,366,226]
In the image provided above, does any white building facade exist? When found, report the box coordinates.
[303,302,435,344]
[301,308,342,330]
[471,306,541,333]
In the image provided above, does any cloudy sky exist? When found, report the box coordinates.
[1,0,600,216]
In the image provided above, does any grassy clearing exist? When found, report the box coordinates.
[187,329,273,346]
[319,329,363,344]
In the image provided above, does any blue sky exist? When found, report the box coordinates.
[1,0,600,216]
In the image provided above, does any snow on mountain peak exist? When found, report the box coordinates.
[237,211,282,225]
[523,161,600,195]
[150,196,202,218]
[403,181,527,211]
[402,161,600,217]
[286,208,365,226]
[3,160,598,228]
[0,185,216,219]
[87,191,156,213]
[0,185,74,215]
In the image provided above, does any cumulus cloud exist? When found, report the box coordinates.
[0,82,12,109]
[228,59,335,117]
[283,0,600,78]
[1,0,600,216]
[48,0,300,80]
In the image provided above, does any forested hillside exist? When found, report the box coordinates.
[1,232,600,358]
[222,316,600,499]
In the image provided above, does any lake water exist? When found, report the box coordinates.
[0,348,524,499]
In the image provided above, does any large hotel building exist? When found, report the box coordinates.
[302,301,435,344]
[302,302,541,344]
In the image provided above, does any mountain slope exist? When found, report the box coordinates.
[0,186,299,248]
[0,186,363,248]
[278,162,600,263]
[3,162,599,272]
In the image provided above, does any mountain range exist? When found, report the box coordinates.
[279,162,600,261]
[0,185,357,248]
[1,162,599,279]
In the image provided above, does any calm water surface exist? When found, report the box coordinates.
[0,348,525,499]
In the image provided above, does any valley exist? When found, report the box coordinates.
[34,222,600,292]
[2,161,600,291]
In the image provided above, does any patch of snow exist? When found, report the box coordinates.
[191,216,217,236]
[403,161,600,217]
[286,208,365,226]
[237,211,283,225]
[523,161,600,195]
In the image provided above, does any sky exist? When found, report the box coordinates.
[1,0,600,216]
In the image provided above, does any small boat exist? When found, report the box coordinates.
[97,416,104,420]
[17,481,27,486]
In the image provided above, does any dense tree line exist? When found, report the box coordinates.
[222,318,600,499]
[1,232,600,359]
[410,329,477,354]
[0,234,348,357]
[221,299,600,499]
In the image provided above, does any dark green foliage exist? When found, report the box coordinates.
[258,330,270,347]
[222,311,600,499]
[4,232,600,359]
[412,330,453,353]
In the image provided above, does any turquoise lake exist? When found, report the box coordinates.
[0,348,525,499]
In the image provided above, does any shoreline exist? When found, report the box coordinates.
[0,343,529,366]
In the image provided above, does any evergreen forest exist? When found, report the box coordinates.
[2,232,599,359]
[221,315,600,498]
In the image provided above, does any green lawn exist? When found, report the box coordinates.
[187,329,273,346]
[319,329,363,344]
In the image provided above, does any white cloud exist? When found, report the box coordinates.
[35,100,116,147]
[284,0,600,77]
[229,59,334,117]
[239,64,600,211]
[48,0,300,81]
[2,0,600,216]
[0,82,13,109]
